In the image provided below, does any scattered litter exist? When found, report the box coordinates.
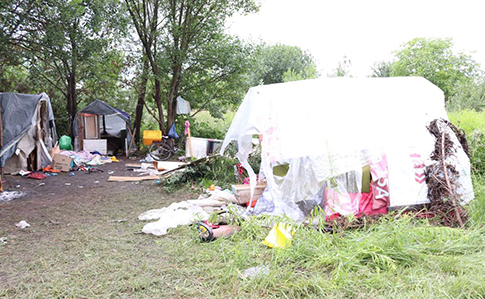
[263,223,295,248]
[107,171,115,175]
[155,180,161,184]
[78,186,84,188]
[240,265,270,279]
[51,173,58,176]
[140,154,155,163]
[19,170,31,177]
[69,172,75,176]
[27,172,46,180]
[15,185,20,188]
[94,181,99,184]
[43,165,61,173]
[15,220,30,229]
[139,190,245,236]
[38,183,45,186]
[142,205,208,236]
[196,222,241,242]
[0,191,26,202]
[49,220,60,225]
[65,183,71,186]
[0,237,7,245]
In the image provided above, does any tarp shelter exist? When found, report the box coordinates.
[0,92,57,174]
[73,100,133,154]
[221,77,474,221]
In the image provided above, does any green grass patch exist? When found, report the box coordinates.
[2,185,485,298]
[448,109,485,135]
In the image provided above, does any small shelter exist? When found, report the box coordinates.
[221,77,474,220]
[0,92,57,174]
[73,100,134,155]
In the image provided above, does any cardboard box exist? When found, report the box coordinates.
[231,184,267,204]
[52,154,73,172]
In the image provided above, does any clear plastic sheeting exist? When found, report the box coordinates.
[221,77,474,220]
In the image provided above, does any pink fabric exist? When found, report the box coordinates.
[184,121,190,135]
[324,187,360,217]
[357,184,388,216]
[369,154,390,209]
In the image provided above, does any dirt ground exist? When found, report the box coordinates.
[0,157,167,256]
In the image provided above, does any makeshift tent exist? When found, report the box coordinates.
[72,100,133,154]
[221,77,474,221]
[0,92,57,174]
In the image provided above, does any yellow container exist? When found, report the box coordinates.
[143,130,163,146]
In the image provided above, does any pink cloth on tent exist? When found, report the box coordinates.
[324,187,360,217]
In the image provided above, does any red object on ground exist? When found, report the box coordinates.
[204,220,220,229]
[246,199,258,208]
[27,172,46,180]
[43,166,61,173]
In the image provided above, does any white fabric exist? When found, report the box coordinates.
[139,190,237,235]
[221,77,474,217]
[176,96,191,114]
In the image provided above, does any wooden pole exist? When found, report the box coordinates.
[187,126,193,158]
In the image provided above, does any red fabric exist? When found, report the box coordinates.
[246,199,258,208]
[357,184,388,216]
[326,213,341,222]
[27,172,46,180]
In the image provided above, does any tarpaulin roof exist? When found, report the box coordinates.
[73,99,132,138]
[0,92,57,167]
[221,77,473,220]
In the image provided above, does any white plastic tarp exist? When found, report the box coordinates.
[221,77,474,219]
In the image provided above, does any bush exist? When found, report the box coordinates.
[162,155,239,193]
[448,110,485,176]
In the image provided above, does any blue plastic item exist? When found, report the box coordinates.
[168,124,179,139]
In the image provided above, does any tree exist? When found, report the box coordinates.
[251,43,318,85]
[447,80,485,112]
[125,0,259,136]
[328,56,352,77]
[1,0,127,134]
[370,61,392,77]
[391,37,482,99]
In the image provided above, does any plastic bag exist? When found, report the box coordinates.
[263,222,295,248]
[168,123,179,139]
[59,135,73,150]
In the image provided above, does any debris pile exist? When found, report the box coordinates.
[426,119,468,227]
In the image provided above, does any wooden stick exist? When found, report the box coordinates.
[108,175,159,182]
[441,131,464,227]
[187,126,193,158]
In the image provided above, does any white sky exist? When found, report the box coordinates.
[226,0,485,77]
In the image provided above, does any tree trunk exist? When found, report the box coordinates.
[166,66,181,133]
[134,58,149,145]
[67,71,77,137]
[154,78,165,134]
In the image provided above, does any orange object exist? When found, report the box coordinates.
[246,199,258,208]
[143,130,163,146]
[43,166,61,173]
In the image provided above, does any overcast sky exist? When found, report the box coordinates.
[226,0,485,77]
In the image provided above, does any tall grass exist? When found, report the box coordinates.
[168,215,485,298]
[448,109,485,135]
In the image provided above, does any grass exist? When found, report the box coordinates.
[2,183,485,298]
[448,109,485,135]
